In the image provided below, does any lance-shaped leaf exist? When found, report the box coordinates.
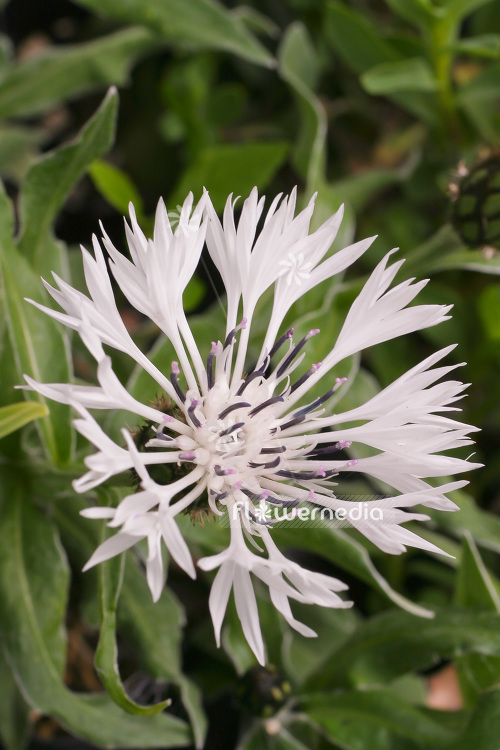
[278,23,326,186]
[0,401,48,440]
[454,533,500,706]
[73,0,273,68]
[17,88,118,277]
[0,28,159,119]
[51,495,207,748]
[0,185,73,465]
[0,470,191,748]
[273,525,434,619]
[307,608,500,690]
[302,690,453,749]
[0,647,30,750]
[95,498,171,716]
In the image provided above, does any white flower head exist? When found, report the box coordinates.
[25,188,480,665]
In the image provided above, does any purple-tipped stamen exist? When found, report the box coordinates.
[308,440,351,457]
[223,318,247,349]
[187,398,202,428]
[218,402,251,420]
[154,428,175,442]
[179,451,196,461]
[290,361,322,394]
[260,445,286,454]
[249,395,284,417]
[214,465,237,476]
[207,341,221,390]
[219,422,244,437]
[209,489,229,501]
[277,414,306,432]
[248,456,281,470]
[248,510,275,526]
[264,492,301,508]
[293,377,347,418]
[170,361,186,403]
[276,329,320,378]
[268,327,294,360]
[277,468,337,480]
[241,488,264,502]
[236,362,268,395]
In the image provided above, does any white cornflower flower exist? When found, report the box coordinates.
[25,188,480,665]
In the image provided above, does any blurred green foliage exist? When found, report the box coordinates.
[1,0,500,748]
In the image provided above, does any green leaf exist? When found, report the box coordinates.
[308,608,500,689]
[95,502,170,716]
[0,124,41,181]
[273,525,434,621]
[89,159,147,224]
[0,472,191,748]
[302,690,453,749]
[457,62,500,104]
[118,556,207,748]
[0,28,159,119]
[447,689,500,749]
[426,247,500,274]
[455,533,500,611]
[362,58,439,94]
[17,88,118,276]
[169,141,289,213]
[51,495,207,748]
[446,0,496,22]
[325,3,438,124]
[427,489,500,555]
[479,285,500,340]
[0,647,30,750]
[0,401,48,440]
[278,23,326,186]
[183,274,206,313]
[74,0,274,68]
[452,34,500,59]
[325,2,400,75]
[280,604,358,686]
[454,535,500,706]
[383,0,438,30]
[0,185,73,465]
[240,724,313,750]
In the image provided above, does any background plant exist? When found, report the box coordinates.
[1,1,500,748]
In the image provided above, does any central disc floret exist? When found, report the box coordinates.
[143,322,352,525]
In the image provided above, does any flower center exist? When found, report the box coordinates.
[134,323,352,525]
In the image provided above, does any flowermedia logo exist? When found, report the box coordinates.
[223,495,391,529]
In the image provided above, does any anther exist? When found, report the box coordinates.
[276,329,320,378]
[219,422,244,437]
[277,468,336,480]
[294,377,347,418]
[187,398,202,428]
[218,402,250,420]
[214,465,237,476]
[223,318,247,349]
[278,414,306,432]
[268,328,294,360]
[236,364,267,395]
[249,395,284,417]
[207,341,221,390]
[290,362,322,393]
[155,428,175,442]
[248,456,281,469]
[248,510,274,526]
[260,446,286,454]
[170,362,186,403]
